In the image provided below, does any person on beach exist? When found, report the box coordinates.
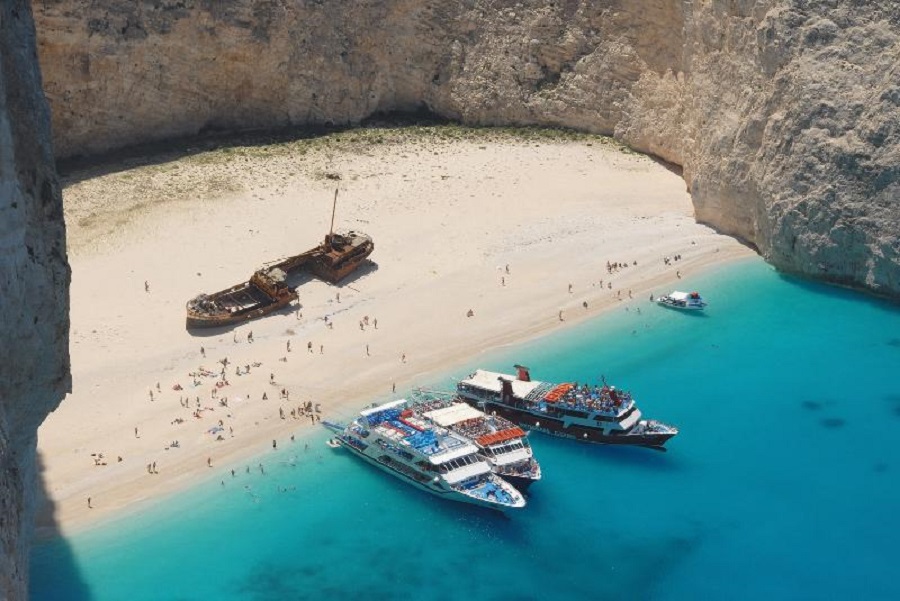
[467,309,474,317]
[247,331,253,343]
[207,457,212,468]
[134,427,139,438]
[505,264,510,274]
[200,346,205,358]
[401,353,406,363]
[320,344,324,354]
[87,497,92,509]
[336,292,340,303]
[392,382,396,393]
[308,341,313,353]
[144,281,150,293]
[568,283,573,293]
[373,317,378,329]
[366,344,370,356]
[559,310,564,321]
[272,439,277,449]
[286,340,291,352]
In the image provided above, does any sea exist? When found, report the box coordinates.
[30,258,900,601]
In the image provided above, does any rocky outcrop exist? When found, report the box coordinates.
[0,1,70,598]
[33,0,900,295]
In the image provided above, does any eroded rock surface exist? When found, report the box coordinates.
[32,0,900,294]
[0,2,70,598]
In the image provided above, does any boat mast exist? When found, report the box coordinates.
[328,187,338,242]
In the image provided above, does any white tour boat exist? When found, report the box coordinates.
[456,365,678,450]
[410,391,542,491]
[324,399,526,510]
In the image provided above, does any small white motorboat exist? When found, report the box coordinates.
[656,290,707,311]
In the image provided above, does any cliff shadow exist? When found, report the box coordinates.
[56,108,451,185]
[772,268,900,311]
[29,451,93,600]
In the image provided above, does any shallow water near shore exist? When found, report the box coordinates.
[31,258,900,600]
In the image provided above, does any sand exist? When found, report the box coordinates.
[36,128,755,536]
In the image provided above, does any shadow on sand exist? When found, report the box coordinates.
[29,451,93,600]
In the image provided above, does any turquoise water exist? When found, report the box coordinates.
[32,258,900,600]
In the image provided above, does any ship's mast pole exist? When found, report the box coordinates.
[328,187,338,239]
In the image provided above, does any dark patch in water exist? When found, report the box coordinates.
[886,338,900,348]
[893,405,900,417]
[885,393,900,404]
[801,400,823,411]
[820,417,846,429]
[873,462,889,473]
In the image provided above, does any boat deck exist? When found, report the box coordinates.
[218,285,272,311]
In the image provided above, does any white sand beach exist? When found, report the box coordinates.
[36,129,755,536]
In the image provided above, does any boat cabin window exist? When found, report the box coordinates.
[492,441,524,455]
[563,410,589,419]
[444,454,477,470]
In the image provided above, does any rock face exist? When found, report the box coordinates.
[32,0,900,297]
[0,1,70,598]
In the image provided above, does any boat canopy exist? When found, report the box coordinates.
[460,370,543,398]
[360,399,407,416]
[667,290,702,301]
[359,399,408,427]
[476,427,526,447]
[428,441,480,465]
[442,461,491,484]
[424,403,484,427]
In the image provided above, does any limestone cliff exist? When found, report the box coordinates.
[33,0,900,296]
[0,1,70,598]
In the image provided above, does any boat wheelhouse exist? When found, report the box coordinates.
[656,290,707,311]
[411,392,542,491]
[456,366,677,450]
[324,400,526,510]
